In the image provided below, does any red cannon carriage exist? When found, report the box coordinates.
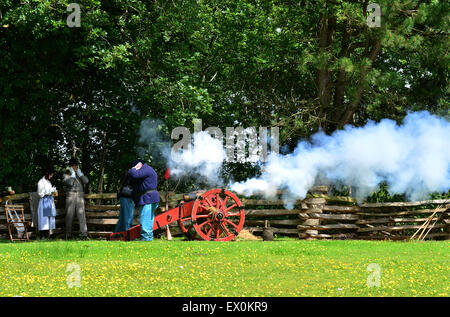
[108,188,245,241]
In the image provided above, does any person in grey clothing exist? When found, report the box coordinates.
[63,157,89,239]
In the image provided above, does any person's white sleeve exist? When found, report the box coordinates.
[76,168,84,177]
[69,167,76,178]
[37,180,46,198]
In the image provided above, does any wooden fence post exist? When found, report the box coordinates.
[298,186,328,240]
[446,211,450,240]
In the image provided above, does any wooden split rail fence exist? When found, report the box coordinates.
[1,188,448,240]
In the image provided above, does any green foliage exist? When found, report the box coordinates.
[366,182,450,203]
[429,190,450,200]
[367,182,406,202]
[0,0,448,195]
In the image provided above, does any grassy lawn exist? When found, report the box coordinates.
[0,239,448,297]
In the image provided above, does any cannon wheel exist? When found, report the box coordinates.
[191,189,245,241]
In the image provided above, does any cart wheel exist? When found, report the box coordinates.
[191,189,245,241]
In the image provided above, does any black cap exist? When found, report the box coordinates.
[69,157,78,166]
[129,159,145,169]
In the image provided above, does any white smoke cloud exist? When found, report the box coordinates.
[169,131,226,185]
[230,111,450,204]
[137,118,172,163]
[137,119,227,186]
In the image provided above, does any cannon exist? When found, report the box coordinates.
[108,188,245,241]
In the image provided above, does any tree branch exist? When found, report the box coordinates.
[338,40,381,128]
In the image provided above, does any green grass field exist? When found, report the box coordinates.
[0,239,448,297]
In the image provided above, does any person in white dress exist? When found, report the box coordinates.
[37,166,57,238]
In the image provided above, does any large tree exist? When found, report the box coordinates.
[0,0,448,192]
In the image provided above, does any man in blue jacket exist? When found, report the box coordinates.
[128,159,160,241]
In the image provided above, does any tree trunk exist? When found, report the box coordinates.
[338,40,381,128]
[329,19,350,133]
[97,132,108,194]
[315,1,336,131]
[81,102,92,194]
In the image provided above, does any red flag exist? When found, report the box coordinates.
[164,168,170,180]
